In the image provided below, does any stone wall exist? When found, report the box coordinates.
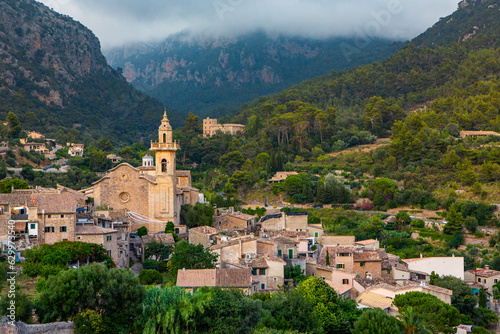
[0,321,74,334]
[285,215,308,232]
[39,214,75,244]
[320,235,355,246]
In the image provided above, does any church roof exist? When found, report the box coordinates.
[143,153,153,160]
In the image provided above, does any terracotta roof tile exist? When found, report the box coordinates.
[177,268,252,288]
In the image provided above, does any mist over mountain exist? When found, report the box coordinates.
[105,32,402,117]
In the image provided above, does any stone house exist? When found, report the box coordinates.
[75,225,120,265]
[177,268,256,294]
[319,245,385,279]
[189,226,219,248]
[316,266,356,297]
[268,171,299,183]
[22,142,49,154]
[215,211,257,231]
[211,237,258,265]
[259,211,308,233]
[355,239,380,250]
[465,266,500,293]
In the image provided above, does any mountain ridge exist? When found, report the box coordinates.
[105,31,403,117]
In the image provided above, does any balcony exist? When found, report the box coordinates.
[11,214,29,221]
[150,142,180,151]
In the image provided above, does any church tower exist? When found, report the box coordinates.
[150,108,180,225]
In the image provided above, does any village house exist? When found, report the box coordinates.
[315,266,357,298]
[259,211,308,233]
[68,146,84,157]
[402,255,464,280]
[238,256,286,291]
[465,266,500,293]
[177,268,257,294]
[107,154,123,164]
[202,117,245,138]
[318,245,387,279]
[355,239,379,250]
[188,226,219,248]
[139,233,175,261]
[215,210,257,231]
[459,130,500,139]
[267,171,299,183]
[21,142,49,154]
[0,188,129,268]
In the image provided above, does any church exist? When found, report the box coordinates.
[84,111,200,233]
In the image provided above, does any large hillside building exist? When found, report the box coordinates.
[84,111,199,232]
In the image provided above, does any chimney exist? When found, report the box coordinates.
[420,253,423,258]
[182,268,186,271]
[485,265,490,270]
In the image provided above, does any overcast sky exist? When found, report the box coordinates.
[36,0,460,49]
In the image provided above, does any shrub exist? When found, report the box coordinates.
[411,219,425,228]
[74,309,109,334]
[139,269,163,285]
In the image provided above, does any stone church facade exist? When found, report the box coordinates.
[85,111,199,233]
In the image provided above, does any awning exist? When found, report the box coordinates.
[14,222,26,233]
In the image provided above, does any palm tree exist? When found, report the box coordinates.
[397,306,431,334]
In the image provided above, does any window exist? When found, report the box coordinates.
[252,269,257,275]
[44,227,54,233]
[77,236,82,240]
[342,279,349,285]
[273,277,277,282]
[336,264,345,269]
[48,215,51,218]
[60,226,67,232]
[30,224,35,230]
[175,228,179,234]
[315,232,319,238]
[107,235,112,241]
[338,253,350,257]
[259,269,266,275]
[163,133,166,143]
[387,269,391,274]
[107,250,112,257]
[495,279,498,284]
[478,278,482,283]
[277,249,282,256]
[261,283,266,290]
[60,215,64,218]
[360,262,365,267]
[162,159,167,172]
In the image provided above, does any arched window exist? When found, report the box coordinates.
[162,159,167,172]
[163,133,166,143]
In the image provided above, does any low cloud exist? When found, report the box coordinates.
[37,0,460,49]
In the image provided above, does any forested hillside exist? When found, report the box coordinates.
[105,31,402,118]
[0,0,182,145]
[172,0,500,207]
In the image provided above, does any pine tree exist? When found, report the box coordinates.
[325,250,330,267]
[443,203,463,235]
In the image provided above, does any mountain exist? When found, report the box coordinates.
[172,0,500,171]
[0,0,182,145]
[231,0,500,126]
[413,0,500,46]
[105,31,402,117]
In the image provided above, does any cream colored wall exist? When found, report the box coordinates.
[265,259,285,290]
[257,241,275,256]
[406,257,464,280]
[393,268,411,281]
[320,235,355,246]
[285,215,308,231]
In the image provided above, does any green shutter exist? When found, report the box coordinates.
[278,249,282,256]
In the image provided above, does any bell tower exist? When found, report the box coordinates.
[150,108,180,225]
